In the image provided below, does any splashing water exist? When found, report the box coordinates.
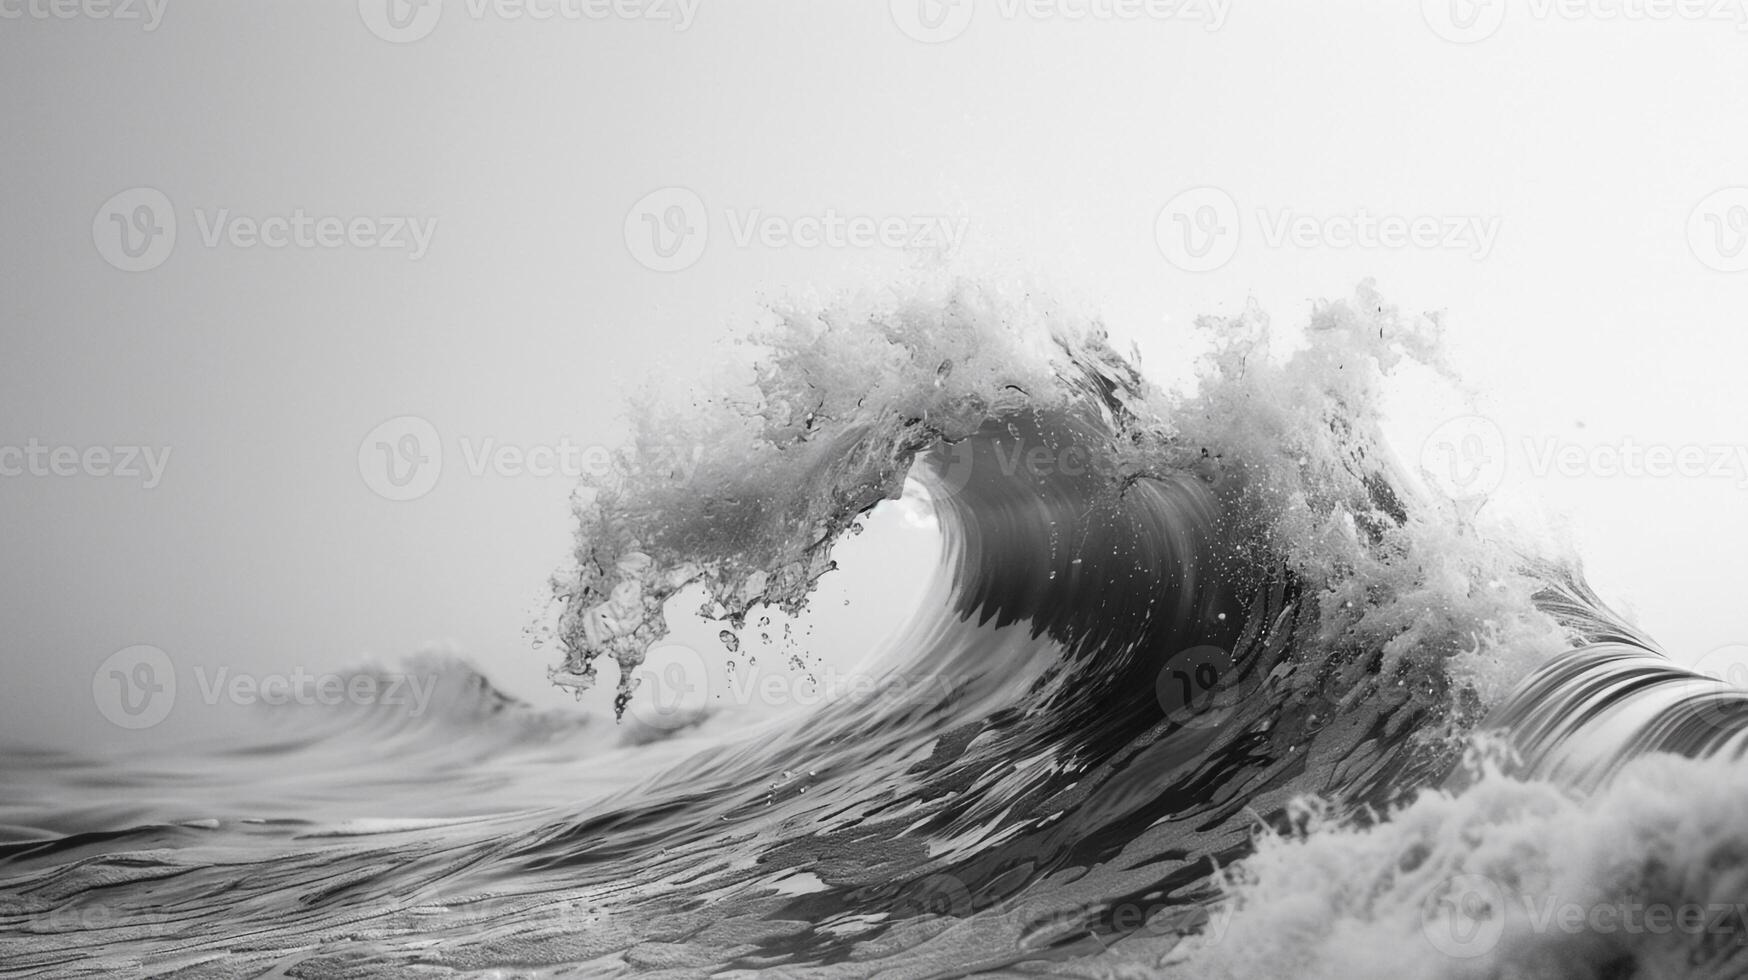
[5,278,1746,979]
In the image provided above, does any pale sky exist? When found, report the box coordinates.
[5,0,1748,748]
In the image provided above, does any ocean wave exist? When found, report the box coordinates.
[7,277,1745,978]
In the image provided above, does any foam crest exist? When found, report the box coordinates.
[548,278,1122,708]
[549,277,1577,735]
[1175,752,1748,979]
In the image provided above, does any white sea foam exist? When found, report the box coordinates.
[1170,751,1748,979]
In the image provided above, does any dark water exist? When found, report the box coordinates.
[5,281,1746,979]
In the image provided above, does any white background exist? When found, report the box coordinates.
[5,0,1748,747]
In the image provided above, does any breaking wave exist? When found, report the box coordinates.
[5,277,1746,978]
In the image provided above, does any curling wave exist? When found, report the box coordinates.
[4,278,1746,979]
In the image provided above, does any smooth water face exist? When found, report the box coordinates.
[5,281,1747,979]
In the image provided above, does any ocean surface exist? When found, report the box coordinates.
[4,279,1747,979]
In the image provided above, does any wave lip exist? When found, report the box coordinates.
[1472,643,1748,793]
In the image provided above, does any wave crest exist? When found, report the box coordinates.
[550,277,1572,739]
